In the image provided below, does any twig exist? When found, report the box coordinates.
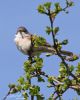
[53,87,69,100]
[28,35,34,100]
[69,84,80,90]
[48,8,56,46]
[57,52,78,81]
[3,89,11,100]
[47,3,78,99]
[48,6,78,81]
[53,83,80,99]
[41,71,63,85]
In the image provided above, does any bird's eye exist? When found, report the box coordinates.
[22,30,26,32]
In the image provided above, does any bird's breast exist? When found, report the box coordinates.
[14,37,31,54]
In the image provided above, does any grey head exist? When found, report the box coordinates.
[16,26,29,34]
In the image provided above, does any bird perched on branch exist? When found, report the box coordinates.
[14,26,74,57]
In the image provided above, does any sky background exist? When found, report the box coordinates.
[0,0,80,100]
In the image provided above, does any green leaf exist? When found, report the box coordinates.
[70,65,74,72]
[34,57,43,70]
[59,63,67,76]
[61,39,68,45]
[33,35,47,47]
[17,85,22,91]
[28,67,36,74]
[68,2,74,7]
[59,67,66,73]
[59,62,65,67]
[54,3,60,8]
[44,2,52,10]
[72,79,77,85]
[37,5,45,14]
[38,76,45,82]
[29,85,40,96]
[77,63,80,70]
[62,83,68,90]
[76,62,80,75]
[22,92,28,99]
[22,82,30,90]
[72,55,79,61]
[53,27,59,35]
[37,94,44,100]
[18,77,25,85]
[45,26,52,35]
[54,3,62,13]
[64,78,71,85]
[48,76,55,83]
[26,73,31,80]
[24,61,31,72]
[8,84,15,88]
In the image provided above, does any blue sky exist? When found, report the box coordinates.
[0,0,80,100]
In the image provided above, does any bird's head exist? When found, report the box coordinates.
[17,26,29,33]
[16,26,29,38]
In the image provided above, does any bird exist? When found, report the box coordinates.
[14,26,74,57]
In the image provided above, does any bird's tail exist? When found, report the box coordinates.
[60,50,73,56]
[33,46,73,56]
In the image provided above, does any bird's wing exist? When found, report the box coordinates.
[31,35,51,47]
[28,34,74,56]
[33,46,74,56]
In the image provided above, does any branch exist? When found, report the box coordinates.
[41,71,63,85]
[48,5,78,81]
[3,89,11,100]
[53,87,69,100]
[57,52,78,81]
[69,84,80,90]
[31,71,63,85]
[53,83,80,100]
[28,35,34,100]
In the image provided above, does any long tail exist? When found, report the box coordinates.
[33,46,73,56]
[60,50,73,56]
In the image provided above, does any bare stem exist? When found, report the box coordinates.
[2,89,11,100]
[47,3,78,99]
[28,35,34,100]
